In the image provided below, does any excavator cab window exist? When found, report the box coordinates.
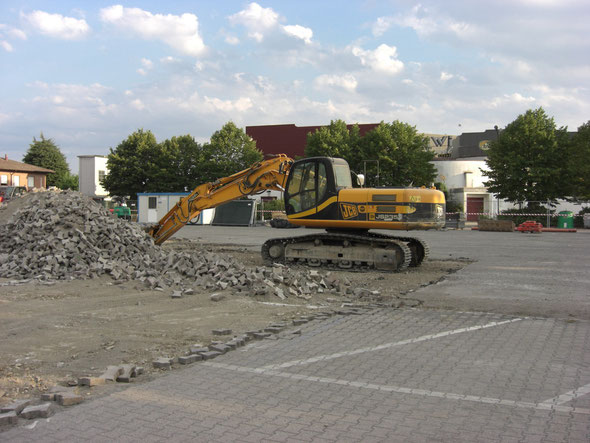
[285,160,328,214]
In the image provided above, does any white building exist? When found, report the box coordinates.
[78,155,109,200]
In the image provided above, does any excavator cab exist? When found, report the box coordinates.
[284,157,351,220]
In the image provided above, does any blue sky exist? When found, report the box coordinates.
[1,0,589,173]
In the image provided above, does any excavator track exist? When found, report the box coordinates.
[262,232,420,272]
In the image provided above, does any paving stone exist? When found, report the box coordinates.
[212,328,232,336]
[100,365,123,381]
[152,358,173,369]
[189,346,209,354]
[19,404,53,419]
[292,319,308,326]
[0,399,31,414]
[252,332,272,339]
[56,393,84,406]
[178,355,198,365]
[209,344,231,353]
[78,377,106,387]
[199,351,222,360]
[116,365,136,383]
[0,411,18,425]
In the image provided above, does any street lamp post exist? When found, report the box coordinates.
[363,160,380,187]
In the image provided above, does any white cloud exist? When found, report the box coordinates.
[229,3,313,45]
[440,72,453,81]
[314,74,358,92]
[228,2,279,42]
[130,99,145,110]
[204,96,253,113]
[225,35,239,45]
[23,10,89,40]
[99,5,206,56]
[372,16,394,37]
[352,44,404,75]
[283,25,312,44]
[0,24,27,40]
[1,40,13,52]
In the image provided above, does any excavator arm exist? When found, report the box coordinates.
[148,154,293,245]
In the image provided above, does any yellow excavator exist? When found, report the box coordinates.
[148,154,445,272]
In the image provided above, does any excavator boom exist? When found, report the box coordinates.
[149,154,293,245]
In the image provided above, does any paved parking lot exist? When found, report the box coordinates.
[3,227,590,442]
[3,308,589,442]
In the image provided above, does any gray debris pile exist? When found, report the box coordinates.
[0,191,351,298]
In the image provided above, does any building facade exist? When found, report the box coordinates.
[78,155,109,200]
[0,155,53,189]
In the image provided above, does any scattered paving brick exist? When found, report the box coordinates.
[212,328,232,336]
[0,411,18,425]
[199,351,222,360]
[78,377,106,387]
[56,393,84,406]
[19,404,53,419]
[209,344,231,354]
[0,399,31,415]
[116,365,136,383]
[100,365,124,381]
[152,358,173,369]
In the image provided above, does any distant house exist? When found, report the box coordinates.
[0,155,54,189]
[78,155,109,201]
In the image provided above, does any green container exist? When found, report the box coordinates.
[557,211,574,229]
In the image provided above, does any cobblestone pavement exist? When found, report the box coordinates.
[3,309,590,442]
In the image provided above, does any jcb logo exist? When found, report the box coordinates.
[340,203,358,219]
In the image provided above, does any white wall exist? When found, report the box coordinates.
[431,158,489,190]
[78,156,108,198]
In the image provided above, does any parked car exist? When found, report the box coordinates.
[0,186,27,203]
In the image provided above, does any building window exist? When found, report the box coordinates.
[28,176,35,188]
[0,175,7,185]
[148,196,157,209]
[98,170,106,183]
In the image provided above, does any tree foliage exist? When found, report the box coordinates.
[102,129,160,198]
[23,133,71,188]
[305,119,361,160]
[484,108,569,206]
[568,121,590,200]
[102,123,262,198]
[358,121,436,187]
[305,120,436,187]
[201,121,263,181]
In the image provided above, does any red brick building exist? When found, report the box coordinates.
[246,123,380,158]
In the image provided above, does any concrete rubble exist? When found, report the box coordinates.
[0,191,352,298]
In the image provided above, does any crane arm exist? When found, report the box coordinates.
[148,154,293,245]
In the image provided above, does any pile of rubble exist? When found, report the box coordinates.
[0,191,351,298]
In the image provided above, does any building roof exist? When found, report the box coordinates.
[0,157,54,174]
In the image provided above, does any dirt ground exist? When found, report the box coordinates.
[0,238,466,407]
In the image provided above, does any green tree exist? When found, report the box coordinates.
[102,129,161,198]
[201,122,263,181]
[358,121,437,187]
[59,172,79,191]
[23,133,70,187]
[568,121,590,200]
[157,135,205,192]
[305,120,361,160]
[484,108,570,206]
